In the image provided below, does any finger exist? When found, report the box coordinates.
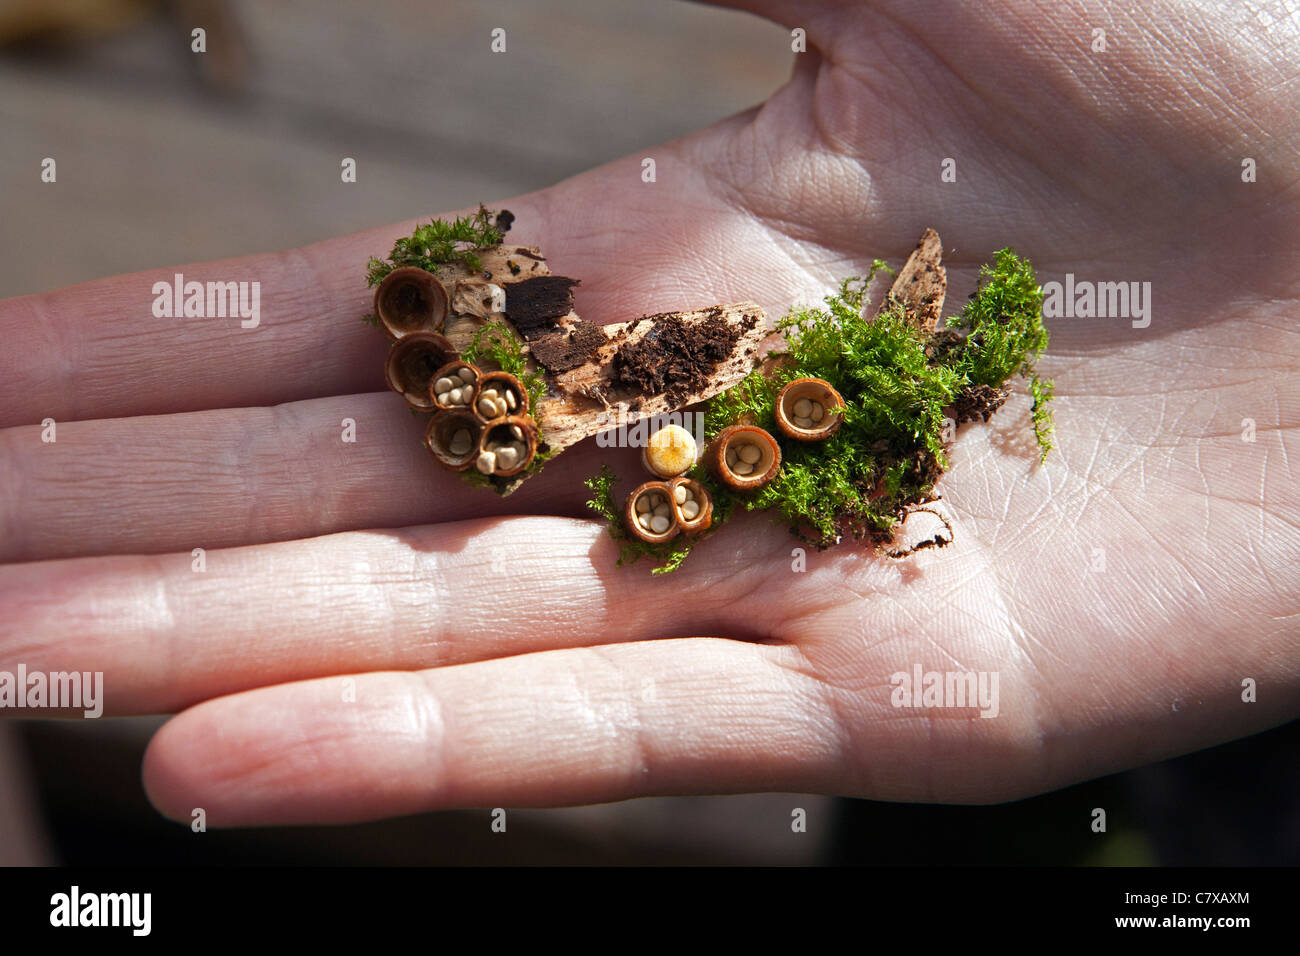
[141,637,839,825]
[1,515,799,716]
[0,391,632,563]
[0,131,855,429]
[0,192,613,428]
[0,218,411,429]
[0,156,791,430]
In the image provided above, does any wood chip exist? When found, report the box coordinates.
[876,227,946,333]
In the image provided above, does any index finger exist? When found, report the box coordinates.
[0,198,563,429]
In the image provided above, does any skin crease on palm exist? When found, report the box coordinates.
[0,0,1296,827]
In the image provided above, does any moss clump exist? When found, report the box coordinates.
[712,262,962,547]
[583,465,690,573]
[583,465,739,573]
[947,248,1054,462]
[365,205,507,287]
[462,320,547,414]
[461,319,554,472]
[589,246,1054,569]
[947,249,1049,387]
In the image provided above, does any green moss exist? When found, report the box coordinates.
[583,465,695,573]
[592,247,1054,569]
[1030,375,1056,463]
[948,248,1048,385]
[948,247,1055,460]
[697,267,965,549]
[460,319,555,474]
[462,320,547,413]
[365,205,506,286]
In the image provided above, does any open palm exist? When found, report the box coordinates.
[1,0,1295,824]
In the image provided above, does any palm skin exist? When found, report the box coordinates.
[0,0,1295,825]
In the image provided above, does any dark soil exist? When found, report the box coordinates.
[924,327,965,364]
[611,310,754,402]
[951,383,1011,423]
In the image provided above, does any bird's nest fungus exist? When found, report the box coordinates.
[360,209,1054,572]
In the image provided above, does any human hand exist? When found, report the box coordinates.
[1,0,1295,824]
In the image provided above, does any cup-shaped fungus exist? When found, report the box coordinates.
[668,476,712,535]
[473,371,528,421]
[774,377,844,442]
[426,410,483,471]
[707,424,782,492]
[430,360,479,410]
[624,481,680,544]
[385,333,458,410]
[641,424,698,479]
[475,415,537,477]
[373,266,450,338]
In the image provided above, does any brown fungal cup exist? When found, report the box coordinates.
[430,360,480,410]
[472,371,529,421]
[475,415,538,477]
[707,425,782,492]
[374,266,450,338]
[385,332,458,410]
[668,476,712,535]
[426,410,483,472]
[624,480,680,544]
[775,377,844,442]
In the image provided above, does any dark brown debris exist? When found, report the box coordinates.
[504,275,580,339]
[610,310,755,403]
[951,383,1011,423]
[529,321,610,373]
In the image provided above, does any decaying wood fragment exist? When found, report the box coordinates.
[438,245,552,346]
[885,501,954,557]
[877,227,946,332]
[427,246,769,492]
[537,303,769,454]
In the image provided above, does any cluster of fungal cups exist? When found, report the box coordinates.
[373,265,540,480]
[704,377,845,492]
[624,425,714,544]
[426,366,537,477]
[625,477,713,543]
[621,378,845,546]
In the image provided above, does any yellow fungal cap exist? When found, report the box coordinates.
[643,424,698,478]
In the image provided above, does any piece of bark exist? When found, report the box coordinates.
[427,248,768,493]
[877,227,946,332]
[503,276,581,338]
[885,502,954,557]
[437,245,551,347]
[528,321,609,372]
[536,303,768,454]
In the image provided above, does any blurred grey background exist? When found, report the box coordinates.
[1,0,1295,866]
[0,0,791,297]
